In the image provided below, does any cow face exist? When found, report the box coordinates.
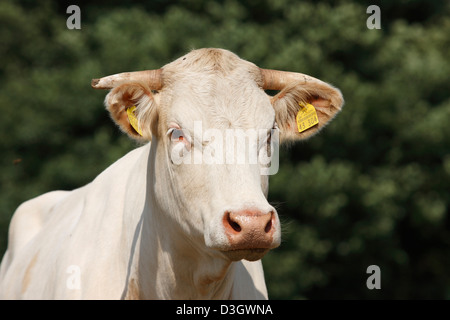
[99,48,343,261]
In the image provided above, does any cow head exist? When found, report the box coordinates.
[92,49,343,262]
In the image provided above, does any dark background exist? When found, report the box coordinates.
[1,0,449,299]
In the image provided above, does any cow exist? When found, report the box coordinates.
[0,48,343,299]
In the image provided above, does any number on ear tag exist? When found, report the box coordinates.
[296,102,319,133]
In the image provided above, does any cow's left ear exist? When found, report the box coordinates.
[270,80,344,142]
[104,82,158,142]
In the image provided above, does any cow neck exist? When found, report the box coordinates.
[138,189,236,299]
[126,141,237,299]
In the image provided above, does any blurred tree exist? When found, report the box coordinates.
[0,0,449,299]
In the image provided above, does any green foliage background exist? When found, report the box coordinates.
[0,0,449,299]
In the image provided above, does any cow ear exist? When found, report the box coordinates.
[105,82,158,141]
[271,80,344,143]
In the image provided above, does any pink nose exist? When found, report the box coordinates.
[223,209,276,249]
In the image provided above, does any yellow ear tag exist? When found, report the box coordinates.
[127,106,143,136]
[296,102,319,133]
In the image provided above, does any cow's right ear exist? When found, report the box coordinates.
[104,82,158,141]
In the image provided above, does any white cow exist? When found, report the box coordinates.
[0,48,343,299]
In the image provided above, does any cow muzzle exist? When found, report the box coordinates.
[220,208,280,261]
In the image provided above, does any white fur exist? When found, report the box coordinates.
[0,48,342,299]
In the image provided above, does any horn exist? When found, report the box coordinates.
[259,68,325,90]
[91,69,163,90]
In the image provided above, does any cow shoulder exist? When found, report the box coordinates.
[5,190,69,260]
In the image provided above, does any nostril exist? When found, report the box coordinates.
[230,220,241,232]
[225,211,241,233]
[228,215,241,232]
[264,218,272,233]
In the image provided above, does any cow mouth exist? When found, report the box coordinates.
[221,248,270,262]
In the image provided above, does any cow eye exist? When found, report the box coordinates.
[266,124,279,156]
[266,130,272,146]
[268,123,279,144]
[167,127,191,146]
[170,129,185,143]
[265,130,272,156]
